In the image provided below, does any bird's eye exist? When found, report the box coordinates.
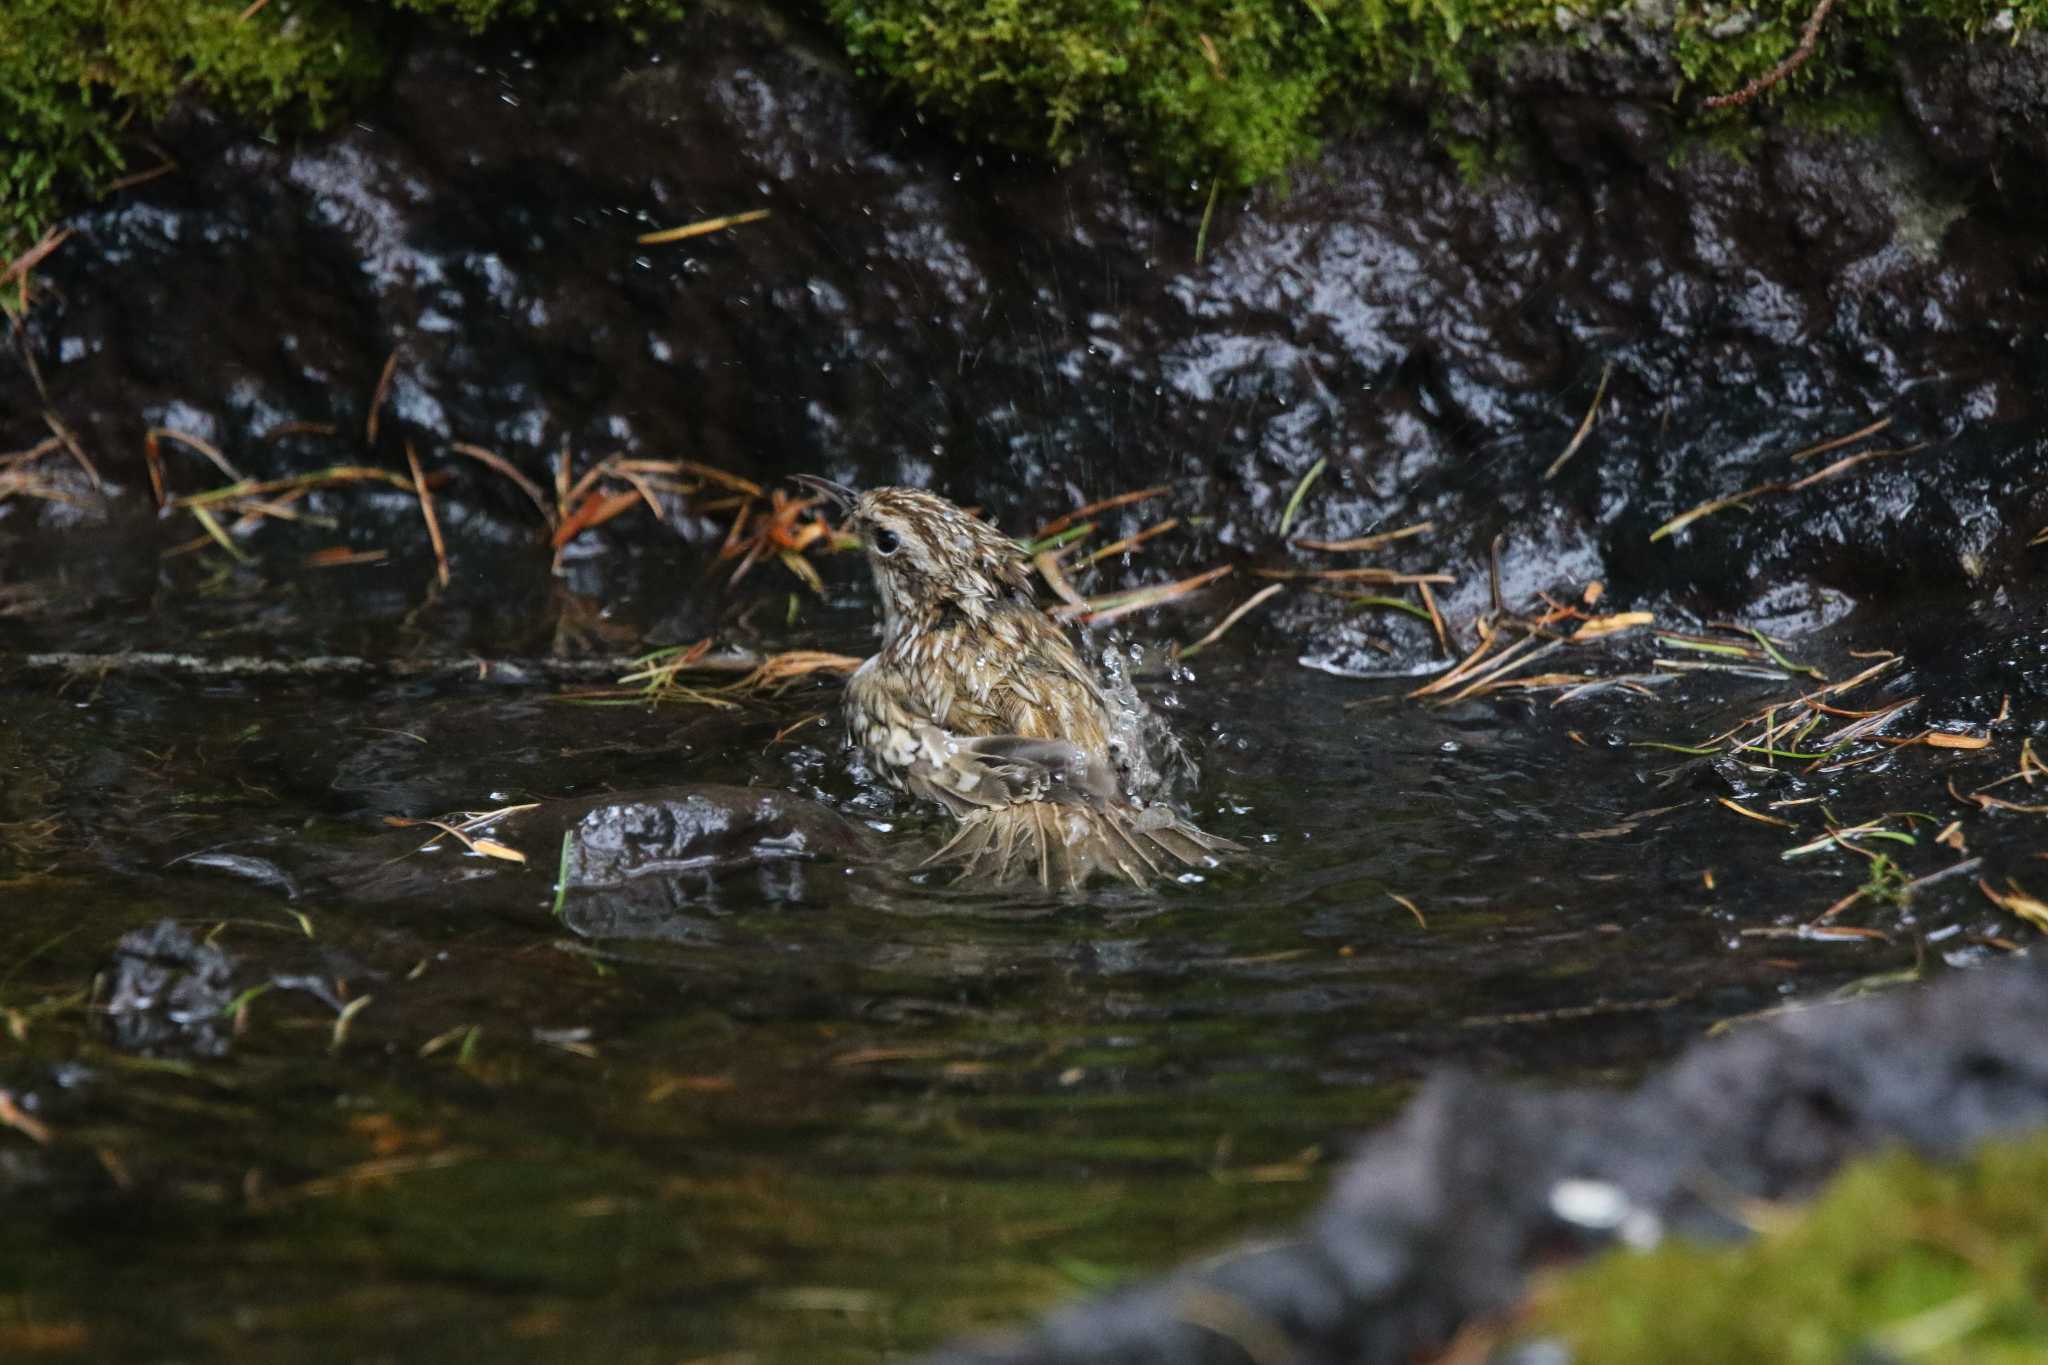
[871,528,901,557]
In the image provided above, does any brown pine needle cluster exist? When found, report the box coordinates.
[717,485,850,592]
[559,639,862,710]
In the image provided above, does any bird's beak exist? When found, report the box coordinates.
[790,474,857,509]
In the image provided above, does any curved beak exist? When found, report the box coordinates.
[789,474,857,510]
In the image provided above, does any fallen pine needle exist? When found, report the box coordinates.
[1035,485,1169,540]
[0,1089,54,1145]
[1293,520,1434,553]
[405,442,450,587]
[1788,415,1892,461]
[1059,564,1234,625]
[43,412,103,493]
[366,347,400,447]
[1389,892,1426,929]
[1785,442,1929,492]
[1035,550,1089,609]
[1717,797,1796,828]
[638,209,771,245]
[450,442,556,527]
[171,465,423,508]
[330,996,373,1053]
[770,712,829,745]
[467,839,526,864]
[149,426,243,482]
[1417,580,1450,655]
[1257,566,1453,585]
[1650,481,1776,542]
[303,548,389,568]
[1542,361,1612,480]
[1979,878,2048,933]
[1335,592,1433,621]
[1278,458,1326,536]
[187,504,251,563]
[1086,517,1179,564]
[1653,439,1930,542]
[1748,628,1825,680]
[1574,611,1654,640]
[1179,583,1283,659]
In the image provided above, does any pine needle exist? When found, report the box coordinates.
[1278,457,1327,536]
[638,209,771,244]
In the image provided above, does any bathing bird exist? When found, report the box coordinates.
[798,477,1236,889]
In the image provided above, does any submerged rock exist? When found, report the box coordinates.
[512,785,876,940]
[558,784,872,884]
[103,919,237,1059]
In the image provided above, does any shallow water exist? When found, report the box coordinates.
[0,531,2034,1362]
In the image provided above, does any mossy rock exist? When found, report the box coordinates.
[3,1,2042,263]
[1522,1132,2048,1363]
[825,0,2041,190]
[0,0,688,261]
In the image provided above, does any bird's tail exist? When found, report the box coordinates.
[921,801,1239,890]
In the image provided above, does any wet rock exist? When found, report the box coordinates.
[513,785,877,940]
[919,953,2048,1365]
[3,6,2046,671]
[1898,32,2048,195]
[559,784,872,883]
[103,919,237,1058]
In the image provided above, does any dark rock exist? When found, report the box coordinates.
[3,7,2045,675]
[103,919,237,1059]
[505,784,877,940]
[557,784,873,884]
[1898,32,2048,194]
[919,953,2048,1364]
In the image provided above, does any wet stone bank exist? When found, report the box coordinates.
[2,5,2048,1363]
[4,12,2047,647]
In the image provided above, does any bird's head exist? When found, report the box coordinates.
[794,478,1032,637]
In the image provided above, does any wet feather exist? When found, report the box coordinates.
[833,484,1238,888]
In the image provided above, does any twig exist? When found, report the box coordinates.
[1703,0,1841,109]
[0,227,72,291]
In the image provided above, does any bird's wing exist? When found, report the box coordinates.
[848,663,1117,816]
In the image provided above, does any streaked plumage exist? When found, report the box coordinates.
[811,480,1237,888]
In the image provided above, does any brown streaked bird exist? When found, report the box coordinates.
[797,477,1238,889]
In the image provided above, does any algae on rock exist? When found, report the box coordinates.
[3,1,2042,258]
[1522,1133,2048,1364]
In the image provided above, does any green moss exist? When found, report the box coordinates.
[1523,1134,2048,1364]
[826,0,2043,195]
[3,0,2043,263]
[0,0,687,259]
[1,1,371,251]
[389,0,686,32]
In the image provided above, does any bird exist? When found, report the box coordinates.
[795,476,1238,890]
